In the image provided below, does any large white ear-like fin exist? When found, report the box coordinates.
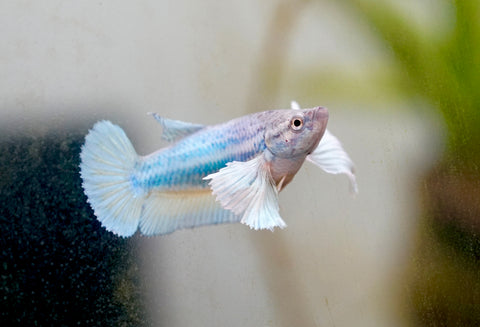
[204,156,286,231]
[148,113,204,142]
[290,100,301,110]
[307,129,358,194]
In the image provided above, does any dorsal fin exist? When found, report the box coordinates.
[149,112,205,142]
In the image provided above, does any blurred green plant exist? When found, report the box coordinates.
[345,0,480,172]
[338,1,480,325]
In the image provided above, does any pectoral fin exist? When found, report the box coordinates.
[307,129,358,194]
[290,100,301,110]
[149,113,204,142]
[203,155,286,231]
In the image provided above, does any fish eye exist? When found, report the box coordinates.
[290,116,304,131]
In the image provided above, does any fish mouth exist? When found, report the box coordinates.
[306,106,329,154]
[312,106,329,134]
[313,106,329,122]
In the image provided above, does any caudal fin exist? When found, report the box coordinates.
[80,121,143,237]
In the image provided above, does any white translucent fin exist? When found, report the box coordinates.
[290,100,301,110]
[204,156,286,231]
[149,112,204,142]
[139,190,238,235]
[307,129,358,194]
[80,121,143,237]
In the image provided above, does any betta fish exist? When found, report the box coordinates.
[79,102,356,236]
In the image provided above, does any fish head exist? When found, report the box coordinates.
[265,106,329,159]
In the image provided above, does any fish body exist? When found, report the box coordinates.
[80,103,356,236]
[132,112,268,193]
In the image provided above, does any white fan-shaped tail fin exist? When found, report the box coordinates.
[204,156,286,231]
[80,121,143,236]
[307,129,358,194]
[139,190,238,236]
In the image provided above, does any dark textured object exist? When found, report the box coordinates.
[0,126,145,326]
[406,167,480,326]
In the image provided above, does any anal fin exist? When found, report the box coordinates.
[139,189,237,235]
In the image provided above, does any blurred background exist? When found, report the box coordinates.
[1,0,479,326]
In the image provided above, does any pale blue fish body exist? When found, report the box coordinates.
[80,103,357,237]
[132,113,268,193]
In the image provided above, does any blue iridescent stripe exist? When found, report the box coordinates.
[131,115,266,192]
